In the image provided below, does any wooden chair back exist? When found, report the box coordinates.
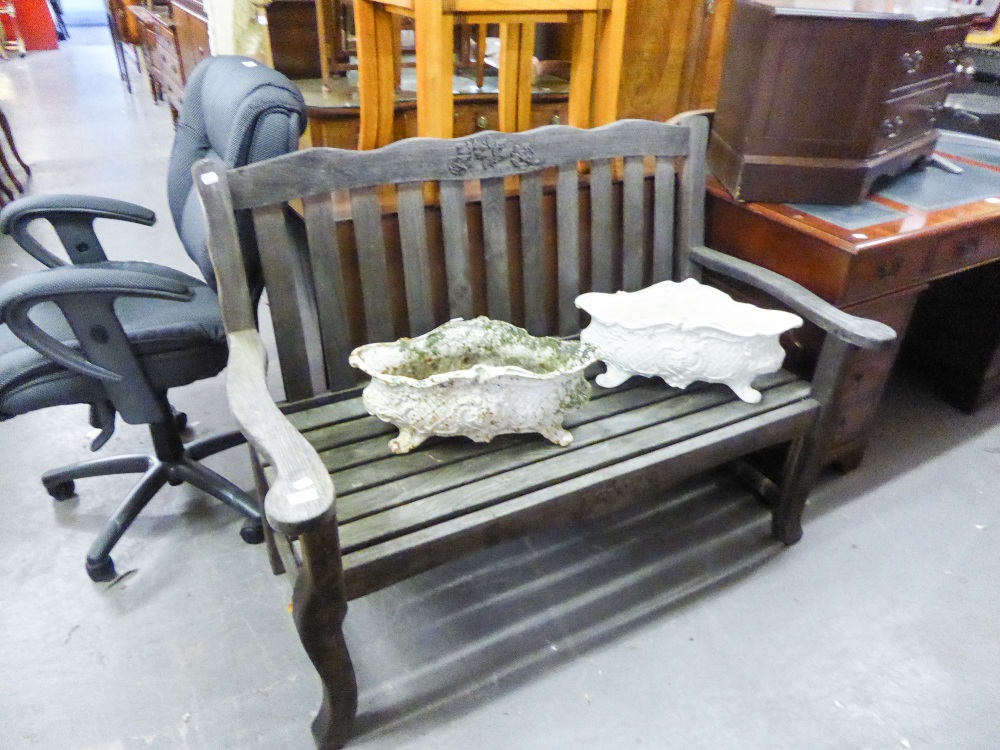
[197,117,709,402]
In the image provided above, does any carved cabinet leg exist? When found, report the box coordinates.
[294,524,358,750]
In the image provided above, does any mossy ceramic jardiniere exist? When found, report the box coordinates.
[349,317,599,454]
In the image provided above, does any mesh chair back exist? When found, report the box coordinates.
[167,55,307,289]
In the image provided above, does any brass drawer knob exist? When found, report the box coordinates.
[880,115,904,139]
[475,115,489,129]
[550,115,561,125]
[900,50,923,75]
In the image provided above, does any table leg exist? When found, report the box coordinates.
[373,7,397,146]
[567,11,597,128]
[414,0,455,139]
[498,22,521,133]
[353,0,380,149]
[592,0,627,126]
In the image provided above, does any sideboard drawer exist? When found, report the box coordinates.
[928,226,1000,277]
[890,23,967,94]
[872,81,952,155]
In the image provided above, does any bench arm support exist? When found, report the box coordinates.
[226,330,358,748]
[226,329,336,536]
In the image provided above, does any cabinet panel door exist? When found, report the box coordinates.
[171,0,210,82]
[750,19,888,158]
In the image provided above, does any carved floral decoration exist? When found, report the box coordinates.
[448,135,541,176]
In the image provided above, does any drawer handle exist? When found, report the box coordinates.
[900,50,923,75]
[944,42,963,65]
[475,115,489,129]
[550,115,561,125]
[954,238,980,258]
[875,258,904,280]
[880,116,904,139]
[922,101,946,123]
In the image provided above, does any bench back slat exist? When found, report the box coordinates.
[556,163,582,336]
[518,171,547,335]
[252,203,318,400]
[589,159,615,295]
[302,193,357,391]
[652,159,676,284]
[480,176,514,322]
[350,186,395,344]
[396,181,437,337]
[621,155,648,292]
[439,180,476,321]
[199,120,702,397]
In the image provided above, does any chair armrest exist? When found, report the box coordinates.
[0,194,157,268]
[0,262,193,382]
[691,245,897,350]
[226,329,335,536]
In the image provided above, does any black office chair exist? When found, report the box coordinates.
[0,56,307,582]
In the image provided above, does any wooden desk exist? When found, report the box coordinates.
[706,130,1000,469]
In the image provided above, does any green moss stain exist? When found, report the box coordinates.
[385,318,596,381]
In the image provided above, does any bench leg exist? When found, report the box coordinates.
[294,524,358,750]
[772,335,856,545]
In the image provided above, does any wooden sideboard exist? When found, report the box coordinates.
[706,130,1000,469]
[171,0,210,87]
[709,0,978,204]
[128,0,208,120]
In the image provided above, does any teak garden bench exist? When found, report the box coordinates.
[194,114,896,749]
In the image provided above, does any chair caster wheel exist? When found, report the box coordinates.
[45,480,76,501]
[240,519,265,545]
[86,557,117,582]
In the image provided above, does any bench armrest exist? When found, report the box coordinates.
[691,245,897,350]
[226,329,335,536]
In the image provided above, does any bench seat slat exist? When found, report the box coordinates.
[284,376,651,478]
[341,397,818,599]
[264,373,812,564]
[335,379,812,553]
[267,372,799,501]
[330,375,801,520]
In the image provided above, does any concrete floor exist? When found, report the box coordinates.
[2,28,1000,750]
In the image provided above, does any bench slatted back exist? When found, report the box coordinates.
[199,118,707,400]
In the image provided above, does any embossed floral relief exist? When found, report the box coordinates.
[448,135,541,176]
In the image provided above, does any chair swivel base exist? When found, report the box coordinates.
[42,427,263,582]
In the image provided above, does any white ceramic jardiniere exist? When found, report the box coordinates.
[349,317,599,454]
[575,278,803,403]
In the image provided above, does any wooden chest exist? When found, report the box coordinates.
[708,0,978,204]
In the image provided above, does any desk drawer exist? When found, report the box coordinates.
[844,237,932,301]
[927,226,1000,277]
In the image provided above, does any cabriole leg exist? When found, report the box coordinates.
[294,522,358,750]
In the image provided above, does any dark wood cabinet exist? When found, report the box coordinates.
[708,0,978,204]
[171,0,210,86]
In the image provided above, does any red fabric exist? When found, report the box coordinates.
[8,0,58,51]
